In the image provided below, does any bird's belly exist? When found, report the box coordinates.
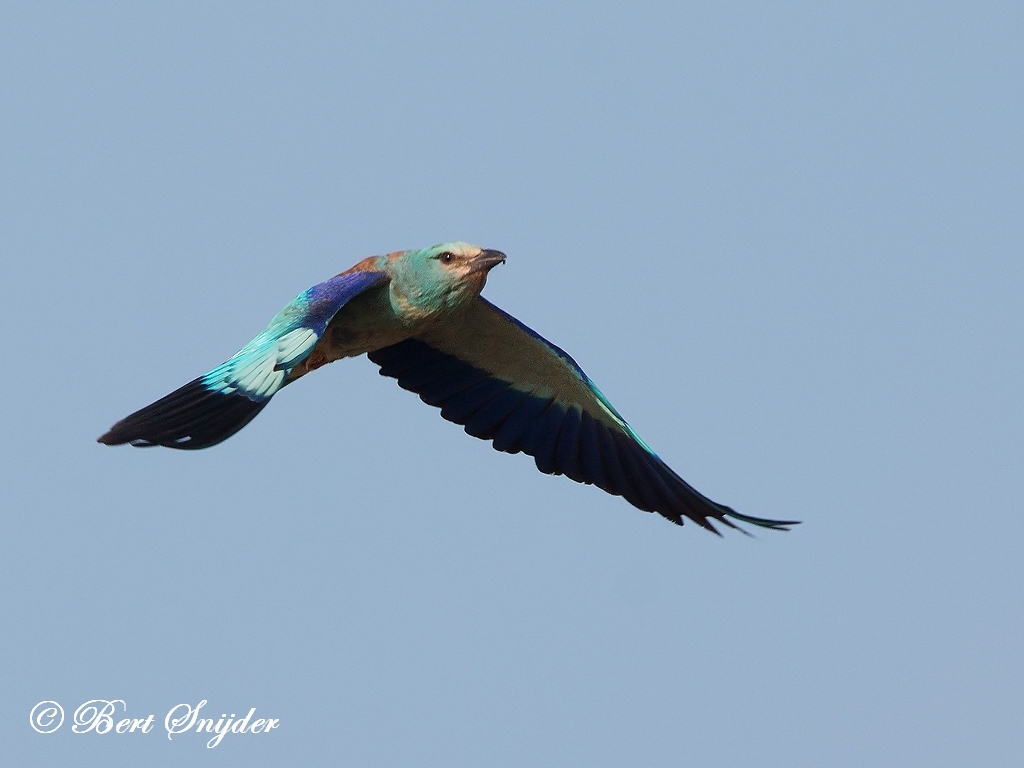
[318,288,412,360]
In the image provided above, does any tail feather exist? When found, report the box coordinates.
[98,378,269,450]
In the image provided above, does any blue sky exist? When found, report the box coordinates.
[2,2,1022,765]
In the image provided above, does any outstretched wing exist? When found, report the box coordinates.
[368,298,797,534]
[99,270,387,449]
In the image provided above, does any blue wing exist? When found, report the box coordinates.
[99,270,387,449]
[368,298,797,534]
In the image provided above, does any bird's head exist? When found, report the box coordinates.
[388,242,506,320]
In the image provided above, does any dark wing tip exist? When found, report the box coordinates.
[98,378,268,450]
[722,508,801,532]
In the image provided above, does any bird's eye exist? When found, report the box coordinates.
[439,252,455,264]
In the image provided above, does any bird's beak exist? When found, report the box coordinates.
[467,249,507,274]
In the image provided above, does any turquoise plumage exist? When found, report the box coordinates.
[203,271,386,401]
[100,243,797,534]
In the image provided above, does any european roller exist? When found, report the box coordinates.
[99,242,797,535]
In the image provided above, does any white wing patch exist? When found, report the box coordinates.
[204,327,320,400]
[276,327,318,367]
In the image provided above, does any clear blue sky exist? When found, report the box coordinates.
[2,2,1022,765]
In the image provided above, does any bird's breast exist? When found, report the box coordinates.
[318,285,416,361]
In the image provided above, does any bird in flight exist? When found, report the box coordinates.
[99,242,797,535]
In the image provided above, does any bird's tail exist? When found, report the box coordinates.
[98,376,272,449]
